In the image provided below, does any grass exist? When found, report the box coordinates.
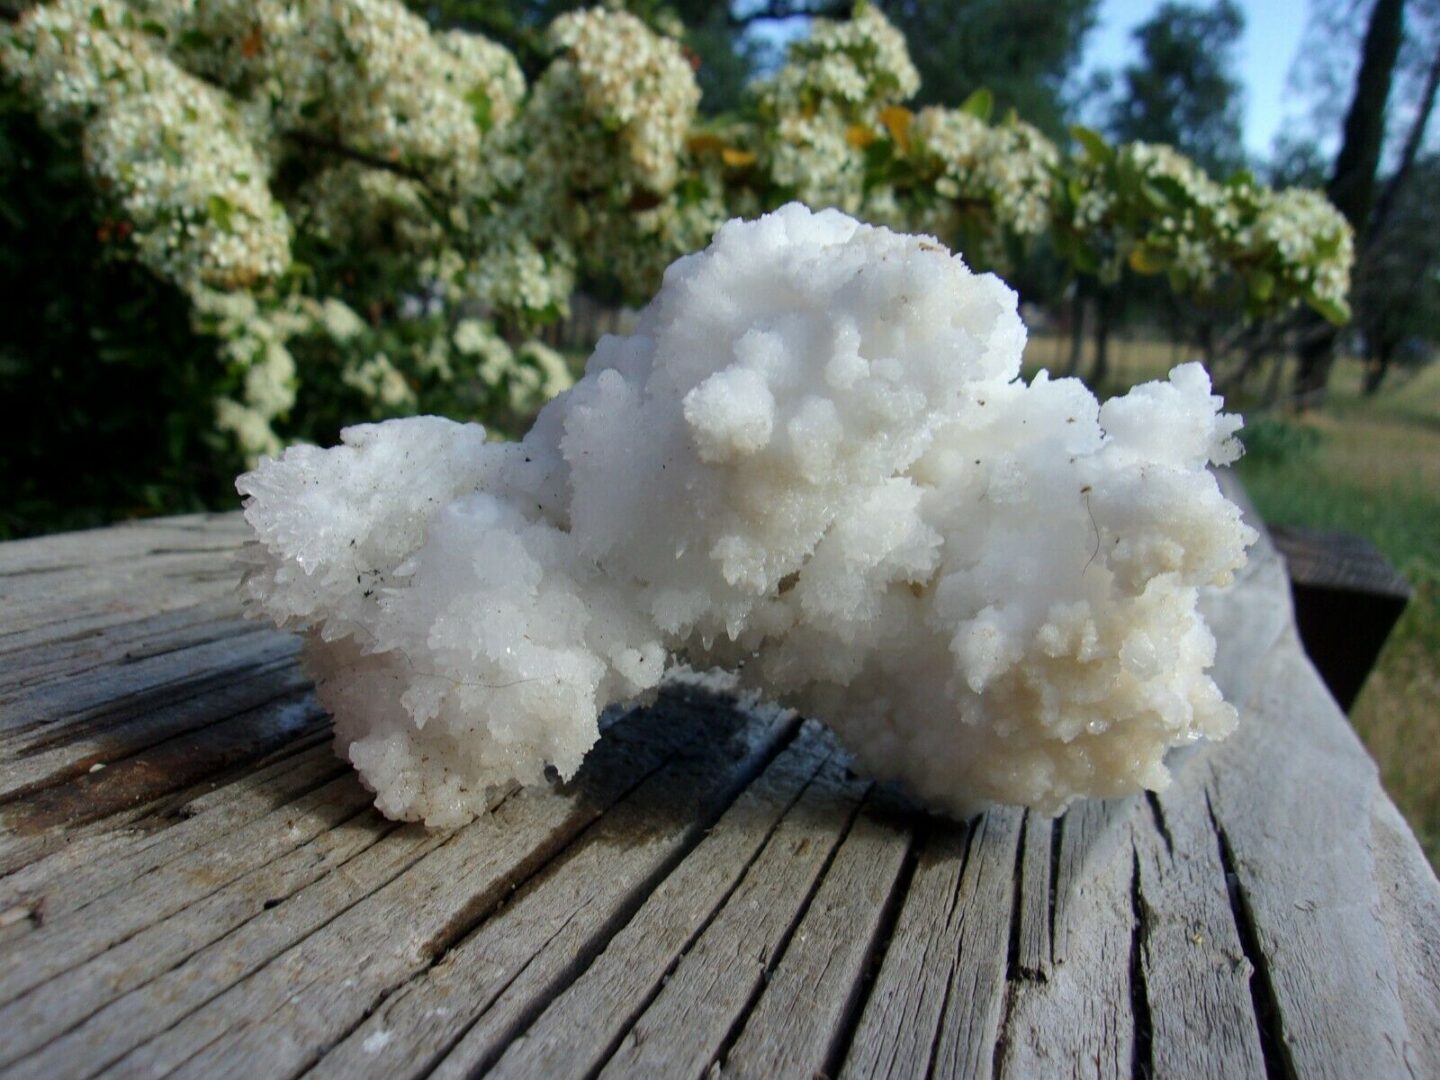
[1030,333,1440,869]
[1238,363,1440,869]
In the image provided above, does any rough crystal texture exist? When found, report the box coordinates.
[239,204,1256,827]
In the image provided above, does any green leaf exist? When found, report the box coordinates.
[1114,151,1142,201]
[1140,180,1172,212]
[1307,295,1351,325]
[465,86,492,133]
[1249,269,1274,302]
[1148,175,1190,209]
[1070,126,1112,166]
[1070,242,1100,275]
[159,132,183,167]
[207,194,234,233]
[1128,244,1167,274]
[862,136,895,172]
[89,6,107,29]
[1314,231,1344,258]
[958,87,993,124]
[141,19,167,39]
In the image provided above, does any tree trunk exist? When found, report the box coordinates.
[1262,347,1288,407]
[1064,287,1086,377]
[1328,0,1406,230]
[1196,315,1217,370]
[1217,325,1268,397]
[1363,338,1396,395]
[1089,290,1112,388]
[1292,0,1407,407]
[1369,41,1440,242]
[1293,319,1340,408]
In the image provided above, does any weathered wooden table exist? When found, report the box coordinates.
[1,476,1437,1079]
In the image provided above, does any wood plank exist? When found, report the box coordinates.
[839,808,1021,1080]
[0,550,241,616]
[1269,523,1412,710]
[1367,793,1440,1074]
[996,797,1140,1080]
[0,691,326,842]
[1269,523,1412,599]
[838,823,972,1079]
[0,598,243,689]
[0,805,392,1072]
[95,696,784,1079]
[1175,468,1409,1077]
[0,738,343,907]
[313,710,808,1080]
[595,753,869,1079]
[918,806,1024,1080]
[476,722,837,1080]
[0,490,1433,1079]
[0,513,246,578]
[0,624,298,738]
[1134,782,1266,1077]
[0,773,375,1009]
[17,822,450,1080]
[1205,633,1423,1078]
[0,550,242,646]
[0,516,247,665]
[718,789,915,1079]
[0,653,311,799]
[0,575,238,660]
[1016,811,1054,982]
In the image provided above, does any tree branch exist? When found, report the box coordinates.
[284,131,428,184]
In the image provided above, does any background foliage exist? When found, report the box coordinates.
[2,0,1430,543]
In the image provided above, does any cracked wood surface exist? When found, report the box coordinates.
[0,478,1437,1079]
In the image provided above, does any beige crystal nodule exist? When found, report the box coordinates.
[238,203,1256,827]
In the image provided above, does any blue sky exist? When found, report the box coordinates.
[755,2,1317,160]
[760,1,1319,160]
[1080,0,1311,158]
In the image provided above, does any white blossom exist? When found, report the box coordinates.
[1,0,1355,463]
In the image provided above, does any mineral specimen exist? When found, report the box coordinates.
[239,204,1255,826]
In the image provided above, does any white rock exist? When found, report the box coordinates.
[239,204,1255,826]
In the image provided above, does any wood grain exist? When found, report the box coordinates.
[840,807,1020,1080]
[474,721,836,1080]
[721,787,915,1079]
[0,489,1436,1079]
[997,797,1139,1080]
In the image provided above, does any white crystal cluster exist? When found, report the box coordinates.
[240,205,1255,827]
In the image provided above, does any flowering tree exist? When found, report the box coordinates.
[1,0,1354,466]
